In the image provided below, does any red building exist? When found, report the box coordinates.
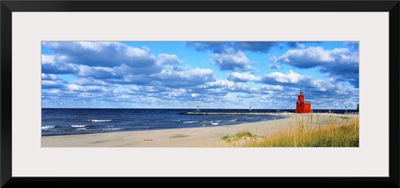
[296,91,312,113]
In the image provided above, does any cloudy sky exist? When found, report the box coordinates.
[41,41,359,109]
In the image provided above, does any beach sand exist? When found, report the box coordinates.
[41,113,358,147]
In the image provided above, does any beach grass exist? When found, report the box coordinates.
[221,131,257,142]
[219,113,359,147]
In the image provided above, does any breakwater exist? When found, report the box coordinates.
[179,111,292,116]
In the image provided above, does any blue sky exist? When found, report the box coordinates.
[41,41,359,109]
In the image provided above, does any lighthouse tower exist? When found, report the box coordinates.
[296,91,312,113]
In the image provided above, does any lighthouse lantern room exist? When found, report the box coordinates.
[296,91,312,113]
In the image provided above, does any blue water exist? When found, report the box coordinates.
[41,108,356,136]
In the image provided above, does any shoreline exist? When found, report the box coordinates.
[41,113,358,147]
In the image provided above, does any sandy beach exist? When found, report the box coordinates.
[41,113,358,147]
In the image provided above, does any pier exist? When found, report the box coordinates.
[179,111,292,116]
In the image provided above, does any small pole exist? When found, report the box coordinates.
[345,105,347,114]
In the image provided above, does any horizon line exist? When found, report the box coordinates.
[41,107,357,110]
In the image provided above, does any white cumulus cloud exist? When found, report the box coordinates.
[263,70,304,84]
[211,51,253,71]
[227,72,260,82]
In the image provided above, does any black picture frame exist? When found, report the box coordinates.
[1,0,399,187]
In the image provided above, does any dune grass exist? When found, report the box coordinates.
[219,114,359,147]
[221,131,257,142]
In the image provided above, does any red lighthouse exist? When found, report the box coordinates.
[296,91,312,113]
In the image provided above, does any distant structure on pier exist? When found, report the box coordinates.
[296,91,312,113]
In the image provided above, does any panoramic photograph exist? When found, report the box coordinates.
[41,41,359,147]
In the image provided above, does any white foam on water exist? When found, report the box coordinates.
[42,125,56,130]
[90,119,112,122]
[101,128,123,131]
[228,119,238,122]
[183,121,199,124]
[71,125,87,128]
[210,122,219,126]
